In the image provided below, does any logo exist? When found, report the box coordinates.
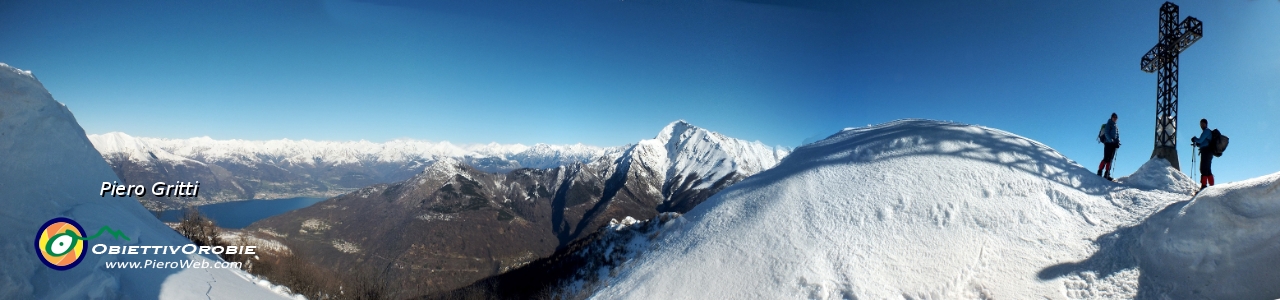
[35,217,130,270]
[35,218,87,270]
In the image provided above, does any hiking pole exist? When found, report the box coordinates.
[1191,146,1197,179]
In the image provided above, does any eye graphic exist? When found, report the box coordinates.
[49,233,76,256]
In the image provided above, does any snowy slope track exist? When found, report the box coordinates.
[587,119,1218,299]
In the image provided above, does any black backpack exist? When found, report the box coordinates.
[1211,129,1229,157]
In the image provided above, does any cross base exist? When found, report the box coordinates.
[1151,146,1181,170]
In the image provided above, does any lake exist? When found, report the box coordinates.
[156,197,326,229]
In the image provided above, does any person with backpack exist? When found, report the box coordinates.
[1191,118,1215,190]
[1097,113,1120,181]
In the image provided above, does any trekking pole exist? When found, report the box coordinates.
[1191,147,1197,179]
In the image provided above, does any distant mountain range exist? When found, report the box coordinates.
[88,132,620,210]
[244,120,789,294]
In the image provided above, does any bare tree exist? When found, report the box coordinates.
[176,206,221,247]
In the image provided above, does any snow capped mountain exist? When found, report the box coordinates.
[245,120,788,296]
[635,120,790,212]
[654,120,787,181]
[92,132,206,166]
[511,142,626,171]
[90,132,614,170]
[583,119,1261,299]
[0,63,293,299]
[87,120,787,212]
[88,131,621,208]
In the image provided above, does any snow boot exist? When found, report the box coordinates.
[1097,169,1103,177]
[1103,171,1113,181]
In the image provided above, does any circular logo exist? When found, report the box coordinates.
[35,217,87,270]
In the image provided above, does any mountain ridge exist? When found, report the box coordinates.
[88,132,628,208]
[89,121,789,211]
[244,120,789,296]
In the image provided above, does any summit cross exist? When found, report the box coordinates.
[1140,1,1202,170]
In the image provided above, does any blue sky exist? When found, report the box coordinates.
[2,0,1278,182]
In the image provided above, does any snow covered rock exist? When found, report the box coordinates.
[588,119,1195,299]
[1139,171,1280,299]
[0,63,293,299]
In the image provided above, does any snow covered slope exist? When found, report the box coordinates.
[1139,171,1280,299]
[588,119,1202,299]
[0,63,293,299]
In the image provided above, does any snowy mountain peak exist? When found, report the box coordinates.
[89,131,199,166]
[423,156,468,178]
[629,120,789,211]
[655,120,694,145]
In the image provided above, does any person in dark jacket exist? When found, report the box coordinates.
[1191,118,1214,190]
[1097,113,1120,181]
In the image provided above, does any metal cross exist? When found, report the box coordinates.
[1141,2,1202,170]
